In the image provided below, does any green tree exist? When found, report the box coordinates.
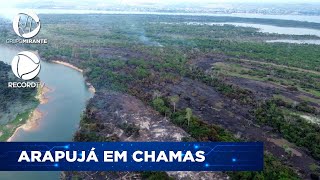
[152,98,170,117]
[185,108,192,127]
[169,95,179,112]
[309,163,319,172]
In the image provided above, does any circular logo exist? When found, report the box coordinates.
[12,12,41,39]
[11,51,41,80]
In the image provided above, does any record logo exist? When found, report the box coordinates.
[11,51,41,80]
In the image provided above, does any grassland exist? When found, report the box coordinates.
[0,109,34,141]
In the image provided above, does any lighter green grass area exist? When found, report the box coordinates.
[212,62,320,98]
[0,88,39,142]
[212,62,267,81]
[0,110,33,141]
[302,89,320,98]
[282,108,320,126]
[298,94,320,104]
[273,94,296,104]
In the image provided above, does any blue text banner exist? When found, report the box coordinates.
[0,142,263,171]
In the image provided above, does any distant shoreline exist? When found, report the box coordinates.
[52,60,96,94]
[52,60,83,72]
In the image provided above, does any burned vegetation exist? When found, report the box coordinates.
[4,14,319,179]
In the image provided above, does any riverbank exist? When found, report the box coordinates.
[6,84,50,142]
[52,60,96,94]
[7,110,43,142]
[38,84,51,104]
[52,60,83,72]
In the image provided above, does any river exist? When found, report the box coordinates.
[179,21,320,45]
[0,46,93,180]
[183,22,320,38]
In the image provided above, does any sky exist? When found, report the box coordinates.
[1,0,318,20]
[2,0,320,7]
[0,0,319,14]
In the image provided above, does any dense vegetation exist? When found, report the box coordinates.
[0,62,39,141]
[0,62,38,113]
[229,154,300,180]
[158,15,320,30]
[150,96,299,180]
[1,14,319,179]
[151,96,236,142]
[144,22,320,71]
[255,99,320,160]
[8,14,319,71]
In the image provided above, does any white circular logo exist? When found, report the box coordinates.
[11,51,41,80]
[12,12,41,39]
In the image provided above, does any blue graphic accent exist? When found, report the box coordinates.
[0,142,263,171]
[194,144,199,149]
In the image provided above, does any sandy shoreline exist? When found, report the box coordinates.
[38,84,51,104]
[7,110,44,142]
[87,82,96,94]
[52,60,96,94]
[6,84,50,142]
[52,60,83,72]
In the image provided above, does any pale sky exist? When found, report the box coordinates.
[3,0,320,7]
[1,0,318,20]
[0,0,319,12]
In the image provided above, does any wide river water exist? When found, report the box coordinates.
[0,45,93,180]
[182,22,320,44]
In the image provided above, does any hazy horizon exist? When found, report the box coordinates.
[1,0,319,19]
[2,0,320,8]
